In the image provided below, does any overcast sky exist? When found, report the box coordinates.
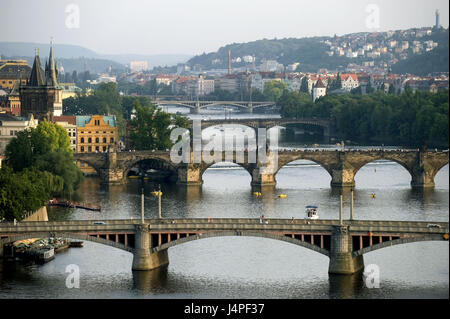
[1,0,449,56]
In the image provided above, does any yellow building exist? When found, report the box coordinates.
[75,115,118,175]
[0,59,30,90]
[76,115,117,153]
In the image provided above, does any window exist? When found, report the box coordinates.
[103,137,106,143]
[103,146,107,152]
[81,137,84,143]
[95,146,99,151]
[80,146,84,152]
[110,138,114,143]
[95,137,99,143]
[73,140,76,144]
[88,138,92,143]
[88,146,92,152]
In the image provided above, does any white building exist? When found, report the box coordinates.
[258,60,283,72]
[53,116,77,151]
[313,78,327,102]
[130,61,148,72]
[340,74,359,91]
[0,113,38,155]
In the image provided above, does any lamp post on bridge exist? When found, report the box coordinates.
[151,185,163,219]
[350,188,355,221]
[141,188,145,224]
[158,184,162,219]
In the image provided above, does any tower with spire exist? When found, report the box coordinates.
[19,41,62,121]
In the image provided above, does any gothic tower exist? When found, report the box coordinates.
[19,43,62,121]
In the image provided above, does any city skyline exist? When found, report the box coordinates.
[0,0,449,56]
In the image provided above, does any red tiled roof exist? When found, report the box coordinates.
[315,78,326,88]
[53,115,76,125]
[340,74,358,81]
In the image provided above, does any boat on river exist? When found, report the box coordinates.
[305,205,319,219]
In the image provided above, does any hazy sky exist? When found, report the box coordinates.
[1,0,449,56]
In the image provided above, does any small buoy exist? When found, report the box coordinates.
[370,193,376,198]
[253,192,262,196]
[444,233,449,240]
[374,167,376,172]
[278,194,287,198]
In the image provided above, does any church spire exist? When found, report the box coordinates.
[46,39,58,86]
[28,49,44,86]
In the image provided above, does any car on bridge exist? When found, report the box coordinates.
[92,221,107,225]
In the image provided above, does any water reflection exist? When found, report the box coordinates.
[328,272,365,299]
[132,267,169,294]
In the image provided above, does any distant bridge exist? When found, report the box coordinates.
[194,117,332,136]
[154,100,276,113]
[1,218,448,274]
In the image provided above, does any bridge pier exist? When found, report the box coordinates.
[132,224,169,271]
[176,164,203,185]
[100,168,125,185]
[328,226,364,275]
[250,168,276,186]
[330,168,356,188]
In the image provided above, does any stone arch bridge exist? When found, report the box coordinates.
[0,219,448,275]
[73,149,449,189]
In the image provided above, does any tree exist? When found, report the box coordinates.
[263,80,288,102]
[300,76,309,93]
[128,101,173,150]
[0,166,60,221]
[4,121,83,198]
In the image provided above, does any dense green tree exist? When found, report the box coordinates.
[0,166,61,221]
[4,121,83,198]
[279,88,449,147]
[299,76,309,93]
[128,101,173,150]
[263,80,288,102]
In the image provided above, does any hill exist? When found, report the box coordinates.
[391,29,449,75]
[0,42,191,73]
[187,28,449,75]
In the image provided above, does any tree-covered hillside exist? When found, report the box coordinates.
[391,29,449,75]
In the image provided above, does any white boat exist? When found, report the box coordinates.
[305,205,319,219]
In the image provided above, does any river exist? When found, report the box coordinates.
[0,114,448,299]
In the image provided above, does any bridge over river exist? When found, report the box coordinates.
[1,218,448,275]
[154,100,276,113]
[74,149,449,189]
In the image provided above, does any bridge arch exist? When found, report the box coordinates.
[200,161,253,178]
[122,156,178,179]
[351,155,415,180]
[0,232,134,253]
[75,159,102,176]
[353,159,414,187]
[352,235,448,257]
[275,155,334,178]
[151,231,330,257]
[435,163,449,187]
